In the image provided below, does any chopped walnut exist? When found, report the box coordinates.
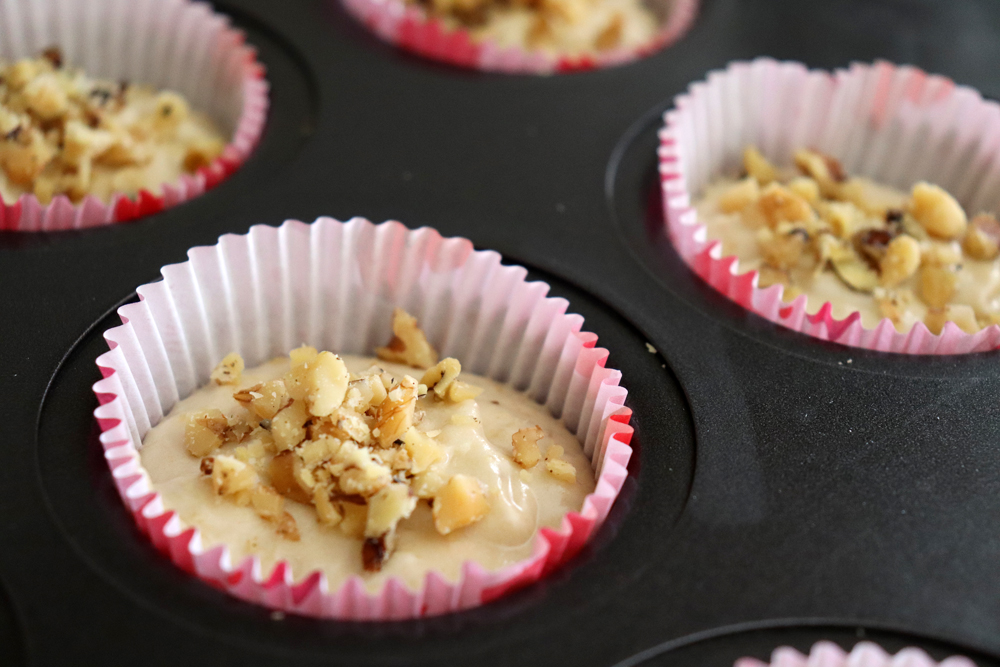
[963,213,1000,261]
[756,182,815,228]
[184,409,229,457]
[879,235,921,287]
[512,426,543,469]
[544,445,577,484]
[206,455,258,496]
[373,375,418,447]
[235,379,289,421]
[270,401,310,452]
[210,352,244,385]
[743,146,778,185]
[432,475,490,535]
[376,308,439,369]
[910,182,967,240]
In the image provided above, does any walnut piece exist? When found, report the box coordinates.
[544,445,577,484]
[879,235,921,287]
[374,375,417,447]
[432,474,490,535]
[206,455,258,496]
[910,182,967,240]
[376,308,439,369]
[963,213,1000,261]
[210,352,244,385]
[512,426,543,469]
[743,146,778,185]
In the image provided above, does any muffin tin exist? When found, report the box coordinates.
[4,0,1000,664]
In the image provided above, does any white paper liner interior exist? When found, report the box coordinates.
[676,61,1000,216]
[93,217,633,617]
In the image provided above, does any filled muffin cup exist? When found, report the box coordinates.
[734,641,976,667]
[0,0,268,232]
[341,0,697,74]
[91,217,634,620]
[659,59,1000,354]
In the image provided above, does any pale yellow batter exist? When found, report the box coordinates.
[140,355,594,592]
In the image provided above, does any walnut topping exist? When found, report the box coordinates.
[184,409,230,456]
[210,352,244,385]
[715,143,1000,333]
[743,146,777,185]
[544,445,577,484]
[512,426,543,469]
[421,357,484,403]
[178,310,608,569]
[910,182,967,240]
[0,50,226,204]
[207,455,258,496]
[963,213,1000,261]
[376,308,439,369]
[373,375,418,447]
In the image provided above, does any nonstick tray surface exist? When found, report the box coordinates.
[3,0,1000,665]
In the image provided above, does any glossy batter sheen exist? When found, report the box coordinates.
[140,356,595,592]
[697,179,1000,331]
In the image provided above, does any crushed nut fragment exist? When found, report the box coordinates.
[376,308,439,369]
[432,474,490,535]
[544,445,577,484]
[211,352,244,385]
[512,426,543,469]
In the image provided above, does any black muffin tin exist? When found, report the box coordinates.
[3,0,1000,664]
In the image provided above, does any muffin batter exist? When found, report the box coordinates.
[695,146,1000,334]
[140,312,593,592]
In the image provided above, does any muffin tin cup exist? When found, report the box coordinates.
[90,216,634,620]
[0,0,268,232]
[658,58,1000,354]
[340,0,697,74]
[734,641,977,667]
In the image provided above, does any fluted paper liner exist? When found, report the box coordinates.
[92,217,633,619]
[659,59,1000,354]
[341,0,697,74]
[0,0,268,232]
[735,641,976,667]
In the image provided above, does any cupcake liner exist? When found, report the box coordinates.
[91,217,634,620]
[734,640,977,667]
[0,0,268,232]
[340,0,698,74]
[658,59,1000,354]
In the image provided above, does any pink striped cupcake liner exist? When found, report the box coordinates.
[735,641,977,667]
[0,0,268,232]
[659,59,1000,354]
[91,216,634,620]
[341,0,698,74]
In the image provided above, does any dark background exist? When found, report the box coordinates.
[3,0,1000,664]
